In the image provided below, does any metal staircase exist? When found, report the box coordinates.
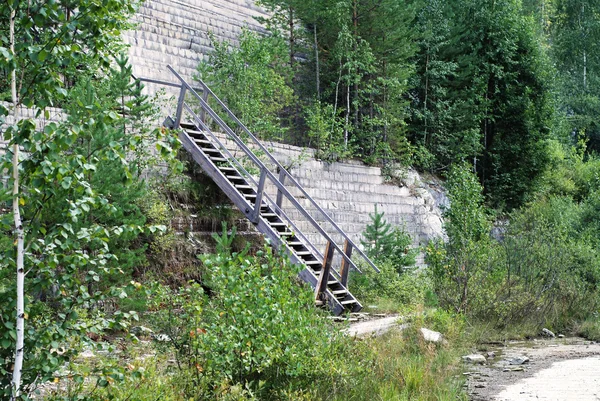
[137,66,379,316]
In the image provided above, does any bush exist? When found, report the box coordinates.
[351,263,427,312]
[150,229,342,399]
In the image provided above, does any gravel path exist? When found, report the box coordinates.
[467,338,600,400]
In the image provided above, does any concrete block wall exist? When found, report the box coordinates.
[123,0,269,94]
[201,131,446,261]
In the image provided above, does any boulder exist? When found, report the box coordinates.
[542,328,556,338]
[509,355,530,365]
[420,327,444,343]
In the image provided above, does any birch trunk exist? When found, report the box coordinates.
[9,6,25,401]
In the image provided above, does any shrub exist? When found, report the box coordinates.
[150,229,342,399]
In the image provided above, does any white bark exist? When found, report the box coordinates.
[9,5,25,401]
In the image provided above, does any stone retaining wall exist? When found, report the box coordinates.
[123,0,269,94]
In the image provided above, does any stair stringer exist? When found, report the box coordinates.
[178,127,358,315]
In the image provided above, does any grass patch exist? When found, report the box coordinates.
[575,318,600,341]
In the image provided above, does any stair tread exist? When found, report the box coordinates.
[340,300,358,305]
[193,139,211,145]
[331,290,348,295]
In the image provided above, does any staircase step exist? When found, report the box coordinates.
[202,148,221,154]
[295,251,313,257]
[341,300,358,305]
[287,241,304,247]
[234,184,253,191]
[219,167,238,173]
[193,139,212,145]
[226,175,245,181]
[210,157,228,162]
[332,289,348,296]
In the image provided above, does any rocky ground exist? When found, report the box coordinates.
[465,336,600,400]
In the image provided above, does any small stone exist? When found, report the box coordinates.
[503,367,524,372]
[475,384,486,388]
[421,327,444,343]
[509,355,530,365]
[462,354,487,364]
[542,328,556,338]
[487,351,496,359]
[558,334,565,338]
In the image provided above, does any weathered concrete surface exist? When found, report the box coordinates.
[467,338,600,401]
[210,133,446,261]
[495,356,600,400]
[346,315,406,337]
[124,0,269,94]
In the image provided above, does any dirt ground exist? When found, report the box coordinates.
[466,337,600,400]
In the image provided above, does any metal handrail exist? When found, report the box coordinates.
[185,106,334,275]
[164,66,379,274]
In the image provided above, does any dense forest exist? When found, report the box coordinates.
[199,0,598,210]
[3,0,600,400]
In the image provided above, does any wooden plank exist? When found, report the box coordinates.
[314,241,335,302]
[339,239,353,287]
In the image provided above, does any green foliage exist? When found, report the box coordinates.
[429,160,600,330]
[427,163,494,314]
[351,264,427,313]
[360,205,417,272]
[150,229,341,399]
[0,12,180,394]
[196,30,295,141]
[304,100,351,161]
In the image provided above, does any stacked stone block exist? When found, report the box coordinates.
[123,0,269,94]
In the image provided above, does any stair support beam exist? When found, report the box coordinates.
[315,241,335,303]
[174,86,187,127]
[250,168,267,224]
[339,239,353,287]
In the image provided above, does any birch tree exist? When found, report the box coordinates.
[0,1,153,398]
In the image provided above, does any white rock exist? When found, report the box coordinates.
[542,328,556,338]
[509,355,530,365]
[420,327,444,343]
[462,354,487,364]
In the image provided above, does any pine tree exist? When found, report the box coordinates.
[361,205,416,272]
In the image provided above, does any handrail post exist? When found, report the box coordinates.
[174,85,187,127]
[315,241,335,303]
[339,239,353,287]
[251,167,267,224]
[276,168,286,216]
[199,89,208,123]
